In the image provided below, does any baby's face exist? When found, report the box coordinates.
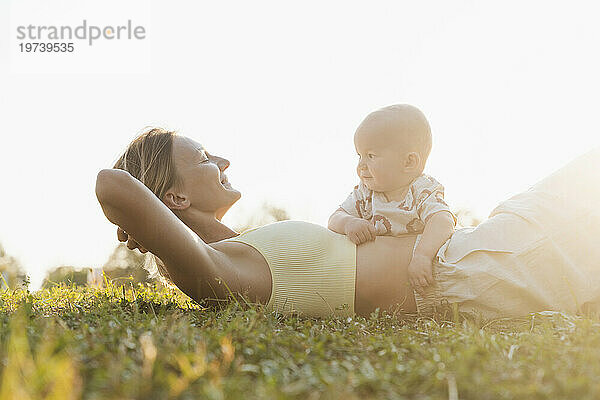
[354,122,415,192]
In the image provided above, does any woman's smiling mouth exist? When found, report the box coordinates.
[220,175,232,187]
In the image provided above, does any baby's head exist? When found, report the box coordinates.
[354,104,432,192]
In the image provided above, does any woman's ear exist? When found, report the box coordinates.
[403,152,421,171]
[163,190,191,211]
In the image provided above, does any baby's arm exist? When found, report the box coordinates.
[414,211,455,261]
[408,211,455,293]
[330,183,377,244]
[328,208,377,244]
[328,208,354,234]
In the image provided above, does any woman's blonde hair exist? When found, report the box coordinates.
[112,127,184,287]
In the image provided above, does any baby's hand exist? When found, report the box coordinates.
[408,253,434,295]
[344,218,377,245]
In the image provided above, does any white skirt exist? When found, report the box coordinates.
[415,146,600,318]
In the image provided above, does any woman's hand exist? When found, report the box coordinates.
[117,226,148,253]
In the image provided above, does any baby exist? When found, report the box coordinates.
[328,104,457,294]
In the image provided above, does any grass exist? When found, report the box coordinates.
[2,278,600,399]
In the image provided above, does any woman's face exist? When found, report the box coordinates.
[168,135,241,213]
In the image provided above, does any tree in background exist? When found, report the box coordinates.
[40,265,89,289]
[41,243,153,289]
[453,208,483,228]
[101,242,153,287]
[0,242,27,290]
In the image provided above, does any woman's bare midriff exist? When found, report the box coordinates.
[354,235,417,316]
[211,235,418,316]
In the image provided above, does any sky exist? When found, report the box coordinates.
[1,0,599,291]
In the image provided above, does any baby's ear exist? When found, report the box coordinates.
[404,152,421,171]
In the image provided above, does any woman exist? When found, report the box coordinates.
[96,128,600,319]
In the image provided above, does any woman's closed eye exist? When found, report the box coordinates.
[199,149,210,163]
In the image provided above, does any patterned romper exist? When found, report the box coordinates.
[339,173,457,237]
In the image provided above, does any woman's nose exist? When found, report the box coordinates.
[217,156,230,171]
[207,153,230,171]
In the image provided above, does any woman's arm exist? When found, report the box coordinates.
[95,169,236,301]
